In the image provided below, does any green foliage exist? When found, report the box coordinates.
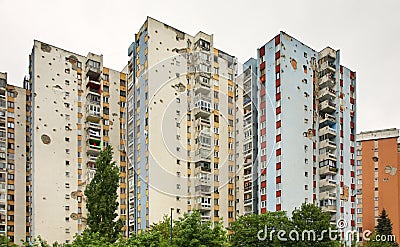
[84,146,123,243]
[229,203,340,247]
[229,210,290,247]
[291,203,340,247]
[173,211,228,247]
[365,209,398,247]
[8,203,344,247]
[376,209,393,238]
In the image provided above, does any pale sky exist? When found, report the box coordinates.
[0,0,399,132]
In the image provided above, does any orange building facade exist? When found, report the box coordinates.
[356,128,400,241]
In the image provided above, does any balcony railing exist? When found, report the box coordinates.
[321,205,337,213]
[319,139,336,151]
[320,99,336,113]
[319,113,336,126]
[319,178,337,189]
[319,191,337,200]
[320,61,336,73]
[319,152,337,163]
[319,126,336,137]
[319,165,338,176]
[318,87,336,101]
[319,74,335,88]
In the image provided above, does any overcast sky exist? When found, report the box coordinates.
[0,0,399,132]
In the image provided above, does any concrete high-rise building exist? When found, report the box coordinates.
[254,32,357,233]
[127,17,238,234]
[235,59,259,216]
[0,72,29,244]
[356,128,400,241]
[27,41,128,243]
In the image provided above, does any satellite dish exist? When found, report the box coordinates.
[71,191,77,199]
[70,213,78,220]
[385,165,397,176]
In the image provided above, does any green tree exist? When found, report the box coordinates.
[173,211,228,247]
[365,209,398,247]
[291,203,340,247]
[376,209,394,238]
[84,146,123,243]
[229,211,291,247]
[126,211,228,247]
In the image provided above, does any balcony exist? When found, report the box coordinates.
[321,205,337,213]
[243,173,252,182]
[194,147,211,161]
[194,74,211,94]
[320,139,336,151]
[318,87,336,101]
[319,74,335,88]
[88,128,101,140]
[319,165,338,176]
[86,76,101,87]
[319,152,337,163]
[319,178,337,189]
[195,184,212,194]
[319,191,337,200]
[87,139,101,155]
[86,121,101,130]
[244,197,253,205]
[86,60,101,81]
[243,97,252,108]
[86,104,101,122]
[319,126,336,138]
[86,94,101,105]
[195,161,211,173]
[193,202,212,211]
[193,93,211,118]
[320,99,336,113]
[319,61,336,73]
[319,113,335,127]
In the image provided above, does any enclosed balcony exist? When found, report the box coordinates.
[318,87,336,101]
[195,185,212,195]
[319,178,337,189]
[86,104,101,122]
[319,165,338,176]
[86,93,101,105]
[193,93,211,118]
[320,99,336,113]
[194,74,211,94]
[86,59,101,81]
[194,147,211,161]
[195,133,211,150]
[194,196,212,211]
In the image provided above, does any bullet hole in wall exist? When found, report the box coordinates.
[290,58,297,70]
[41,134,51,144]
